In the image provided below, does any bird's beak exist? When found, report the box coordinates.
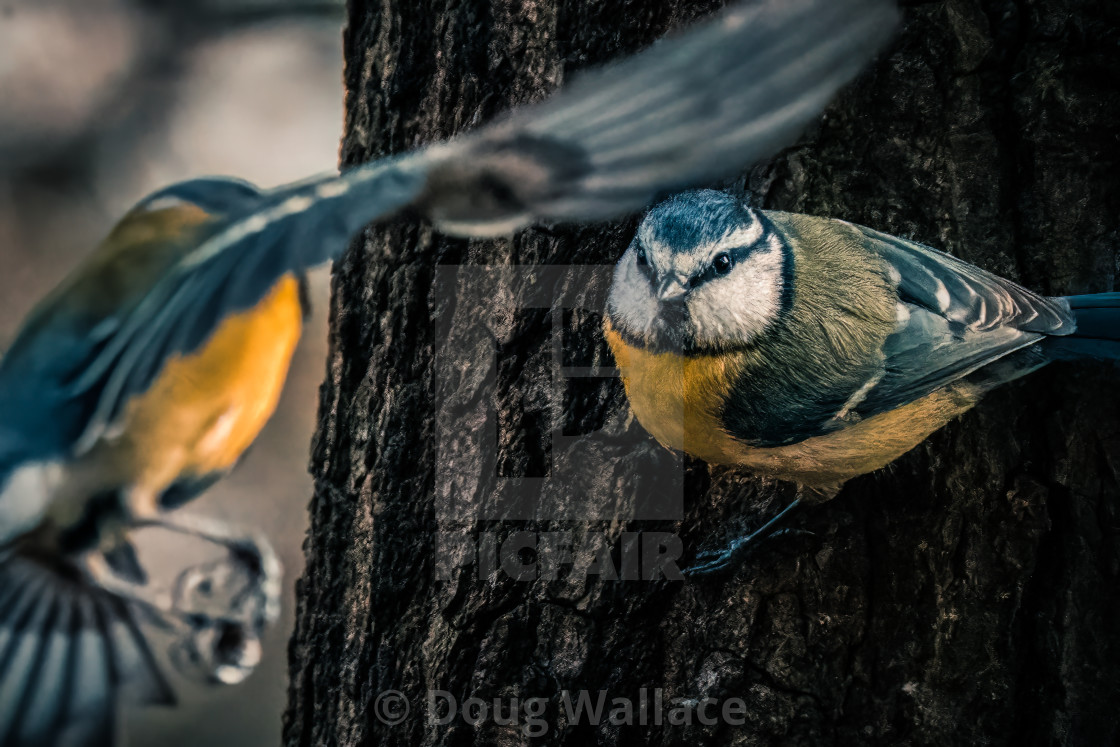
[657,276,690,303]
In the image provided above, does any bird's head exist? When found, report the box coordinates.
[607,190,791,354]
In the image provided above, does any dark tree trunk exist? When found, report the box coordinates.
[284,1,1120,745]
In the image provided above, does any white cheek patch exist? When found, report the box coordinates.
[688,235,784,347]
[635,226,675,276]
[607,250,660,338]
[636,223,663,254]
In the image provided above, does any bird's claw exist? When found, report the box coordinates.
[684,499,808,578]
[685,530,773,577]
[171,616,263,686]
[166,531,280,684]
[168,555,272,685]
[685,547,740,577]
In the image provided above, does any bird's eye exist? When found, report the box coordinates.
[712,252,733,275]
[635,246,648,266]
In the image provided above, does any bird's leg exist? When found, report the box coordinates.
[684,495,809,578]
[153,514,280,685]
[685,483,840,577]
[82,552,192,633]
[98,512,281,685]
[83,547,245,634]
[131,512,281,630]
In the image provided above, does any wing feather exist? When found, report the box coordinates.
[0,577,59,743]
[67,156,429,448]
[436,0,899,228]
[855,224,1073,334]
[58,596,118,747]
[12,595,72,743]
[849,225,1074,419]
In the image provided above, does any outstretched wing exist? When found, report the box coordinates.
[430,0,900,233]
[0,553,174,747]
[849,225,1074,418]
[0,177,276,461]
[53,0,896,451]
[65,158,429,450]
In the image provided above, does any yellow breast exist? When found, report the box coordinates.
[604,322,748,463]
[719,385,981,489]
[83,275,304,510]
[605,321,981,490]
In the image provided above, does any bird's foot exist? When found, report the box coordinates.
[169,611,263,686]
[88,513,281,685]
[156,517,281,684]
[138,513,282,628]
[684,498,806,578]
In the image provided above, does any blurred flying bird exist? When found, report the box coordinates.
[605,190,1120,575]
[0,0,897,742]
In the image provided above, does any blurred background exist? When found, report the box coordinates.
[0,0,345,743]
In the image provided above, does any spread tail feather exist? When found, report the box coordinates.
[0,554,174,747]
[1048,292,1120,361]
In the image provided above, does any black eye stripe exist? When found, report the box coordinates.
[727,243,757,264]
[633,221,777,292]
[687,238,767,288]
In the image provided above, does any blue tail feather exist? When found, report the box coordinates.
[1049,292,1120,360]
[0,553,174,746]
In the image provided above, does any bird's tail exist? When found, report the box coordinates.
[1047,292,1120,361]
[0,552,175,747]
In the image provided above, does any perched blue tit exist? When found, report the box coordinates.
[605,190,1120,571]
[0,0,898,741]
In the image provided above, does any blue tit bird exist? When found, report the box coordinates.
[0,184,296,746]
[605,190,1120,574]
[0,0,899,740]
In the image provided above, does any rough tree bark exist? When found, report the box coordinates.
[285,1,1120,744]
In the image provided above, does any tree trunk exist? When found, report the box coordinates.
[284,1,1120,745]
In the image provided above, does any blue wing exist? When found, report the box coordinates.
[64,156,429,451]
[0,178,275,462]
[848,225,1074,419]
[430,0,900,233]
